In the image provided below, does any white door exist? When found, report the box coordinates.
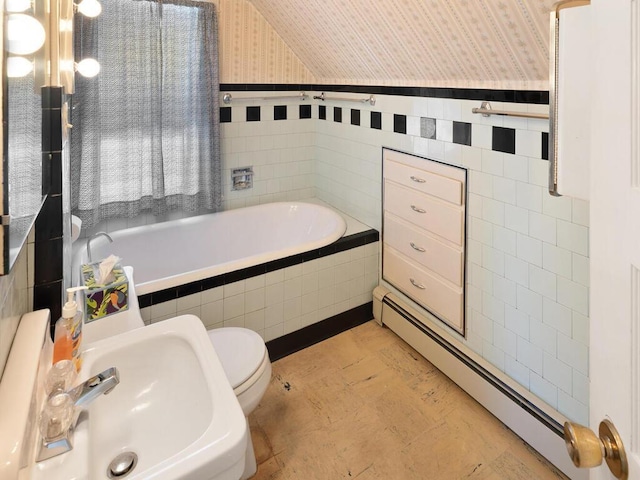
[589,0,640,478]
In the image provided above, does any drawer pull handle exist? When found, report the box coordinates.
[410,278,426,289]
[410,176,426,183]
[410,205,426,214]
[410,242,426,252]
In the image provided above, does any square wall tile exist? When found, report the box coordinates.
[493,126,516,154]
[371,111,382,129]
[351,109,360,126]
[334,107,342,123]
[453,121,472,146]
[420,117,436,139]
[299,104,312,119]
[393,114,407,134]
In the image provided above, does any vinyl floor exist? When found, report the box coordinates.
[248,320,569,480]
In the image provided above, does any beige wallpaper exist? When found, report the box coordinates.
[215,0,316,84]
[217,0,556,90]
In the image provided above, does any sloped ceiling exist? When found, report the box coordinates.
[244,0,556,90]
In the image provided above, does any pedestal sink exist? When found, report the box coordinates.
[30,314,248,480]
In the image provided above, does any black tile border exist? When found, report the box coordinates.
[299,104,312,119]
[393,114,407,134]
[138,229,380,308]
[319,105,326,120]
[274,105,287,120]
[220,107,232,123]
[266,302,373,361]
[492,126,516,154]
[220,84,549,105]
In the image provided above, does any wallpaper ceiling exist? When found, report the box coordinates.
[239,0,557,90]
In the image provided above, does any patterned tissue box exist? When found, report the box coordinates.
[81,261,129,322]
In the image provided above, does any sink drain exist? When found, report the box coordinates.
[107,452,138,478]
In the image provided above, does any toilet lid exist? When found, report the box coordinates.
[207,327,267,389]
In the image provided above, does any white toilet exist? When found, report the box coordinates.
[208,327,272,479]
[83,269,272,480]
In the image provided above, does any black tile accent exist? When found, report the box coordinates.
[542,132,549,160]
[492,126,516,154]
[138,294,152,308]
[49,152,62,195]
[333,107,342,123]
[35,194,62,241]
[220,83,549,105]
[371,111,382,130]
[201,275,225,291]
[351,109,360,126]
[299,104,311,119]
[394,114,407,134]
[177,281,203,297]
[220,107,232,123]
[453,121,472,146]
[35,280,63,334]
[246,106,261,122]
[274,105,287,120]
[319,105,326,120]
[42,109,62,152]
[151,288,177,304]
[41,86,64,109]
[225,264,266,284]
[34,237,63,284]
[266,302,373,361]
[264,255,303,273]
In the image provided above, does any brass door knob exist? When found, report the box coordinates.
[564,419,628,480]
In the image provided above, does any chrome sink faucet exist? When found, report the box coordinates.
[37,367,120,461]
[86,231,113,263]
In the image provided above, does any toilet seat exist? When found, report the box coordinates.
[207,327,268,392]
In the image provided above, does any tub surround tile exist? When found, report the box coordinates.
[493,126,516,155]
[393,114,407,134]
[542,132,549,160]
[453,121,472,146]
[246,106,261,122]
[274,105,287,120]
[220,107,232,123]
[370,111,382,130]
[351,109,360,126]
[333,107,342,123]
[299,104,311,119]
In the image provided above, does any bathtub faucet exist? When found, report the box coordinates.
[87,231,113,263]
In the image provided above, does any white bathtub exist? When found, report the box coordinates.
[84,202,347,296]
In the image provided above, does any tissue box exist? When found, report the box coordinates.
[81,261,129,322]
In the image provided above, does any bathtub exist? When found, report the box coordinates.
[84,202,348,296]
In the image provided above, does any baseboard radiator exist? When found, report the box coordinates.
[372,286,586,480]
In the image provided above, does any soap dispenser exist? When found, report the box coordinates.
[53,286,88,372]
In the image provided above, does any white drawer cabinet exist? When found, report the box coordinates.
[382,149,467,335]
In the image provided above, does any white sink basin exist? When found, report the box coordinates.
[31,315,247,480]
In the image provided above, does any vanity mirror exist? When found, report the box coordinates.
[1,0,66,274]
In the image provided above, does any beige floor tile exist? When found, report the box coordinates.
[250,321,568,480]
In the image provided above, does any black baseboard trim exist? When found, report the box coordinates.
[266,301,373,362]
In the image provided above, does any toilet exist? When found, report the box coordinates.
[208,327,272,479]
[83,268,271,480]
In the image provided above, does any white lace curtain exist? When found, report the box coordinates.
[70,0,221,228]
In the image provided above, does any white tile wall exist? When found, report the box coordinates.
[311,93,590,424]
[141,243,379,342]
[0,230,35,377]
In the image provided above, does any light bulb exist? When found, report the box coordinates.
[6,0,31,12]
[7,57,33,77]
[7,14,46,55]
[76,58,100,77]
[76,0,101,17]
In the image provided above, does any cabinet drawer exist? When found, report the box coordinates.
[384,213,463,286]
[384,159,463,205]
[384,181,464,246]
[383,248,463,330]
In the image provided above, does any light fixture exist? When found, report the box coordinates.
[75,0,101,17]
[76,58,101,77]
[6,14,46,55]
[6,0,31,12]
[7,57,34,77]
